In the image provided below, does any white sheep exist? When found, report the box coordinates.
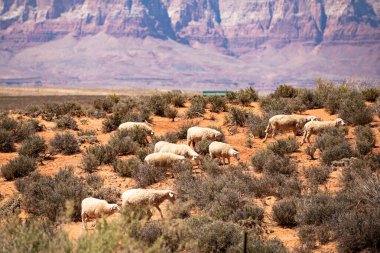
[187,126,222,148]
[209,141,240,165]
[121,188,176,219]
[263,114,317,142]
[154,141,200,164]
[118,122,154,143]
[81,197,120,229]
[144,152,186,167]
[301,118,345,145]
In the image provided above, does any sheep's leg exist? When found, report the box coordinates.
[155,205,164,219]
[301,131,307,146]
[271,128,277,139]
[227,157,230,165]
[82,213,87,230]
[307,132,312,144]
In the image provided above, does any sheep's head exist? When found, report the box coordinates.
[167,191,176,202]
[229,149,240,161]
[307,116,318,122]
[335,118,345,126]
[109,204,121,214]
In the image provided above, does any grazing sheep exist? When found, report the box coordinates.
[263,115,317,142]
[121,188,176,219]
[118,122,154,143]
[209,141,240,165]
[154,141,200,164]
[144,152,186,167]
[301,118,345,145]
[187,126,222,148]
[81,197,120,229]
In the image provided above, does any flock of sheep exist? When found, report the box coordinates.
[81,115,346,229]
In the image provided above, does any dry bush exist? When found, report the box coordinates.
[195,139,212,156]
[0,194,22,218]
[251,149,296,175]
[164,106,178,121]
[236,87,258,105]
[246,113,270,139]
[297,88,323,109]
[77,129,98,144]
[268,136,300,156]
[56,115,78,130]
[208,96,227,113]
[360,87,379,102]
[226,107,248,126]
[304,166,330,187]
[148,95,168,117]
[186,96,207,118]
[81,153,100,173]
[102,113,122,132]
[177,120,198,139]
[338,91,373,125]
[93,97,115,113]
[153,132,179,144]
[87,144,117,165]
[18,135,47,158]
[355,125,375,155]
[132,164,167,187]
[273,84,298,98]
[0,129,15,152]
[272,198,298,227]
[15,167,87,222]
[50,132,80,155]
[305,145,317,160]
[108,132,139,155]
[1,156,36,181]
[113,157,141,177]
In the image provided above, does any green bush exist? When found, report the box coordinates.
[102,113,122,132]
[0,129,15,152]
[113,158,141,177]
[18,135,47,158]
[1,156,36,181]
[251,149,295,175]
[148,95,167,117]
[87,144,117,165]
[93,97,115,113]
[268,136,300,156]
[361,87,379,102]
[209,96,227,113]
[77,129,98,144]
[15,167,87,222]
[355,125,375,155]
[246,113,270,139]
[108,132,139,155]
[177,120,198,140]
[132,164,167,187]
[50,132,80,155]
[320,142,353,165]
[304,166,330,186]
[236,87,258,106]
[273,198,298,227]
[315,127,346,151]
[297,88,323,109]
[164,106,178,121]
[226,107,247,126]
[273,84,298,98]
[0,116,18,131]
[195,139,212,156]
[56,115,78,130]
[186,96,207,118]
[338,91,373,125]
[28,119,45,132]
[81,153,100,173]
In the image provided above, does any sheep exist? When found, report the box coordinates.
[121,188,176,219]
[209,141,240,165]
[301,118,345,145]
[144,152,186,167]
[187,126,222,148]
[81,197,120,229]
[263,114,317,142]
[154,141,200,164]
[118,122,154,143]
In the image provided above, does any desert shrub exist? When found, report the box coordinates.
[42,102,83,117]
[226,107,247,126]
[304,166,330,186]
[201,156,222,175]
[93,97,115,113]
[208,187,247,220]
[28,119,45,132]
[81,153,100,173]
[361,87,379,102]
[124,126,151,146]
[15,167,87,222]
[324,89,341,114]
[132,164,167,187]
[226,91,237,102]
[245,235,288,253]
[77,129,98,144]
[138,221,163,246]
[153,132,179,144]
[355,125,375,155]
[195,139,212,156]
[169,200,192,219]
[94,188,120,204]
[251,149,295,175]
[50,132,80,155]
[18,135,47,158]
[260,96,306,114]
[108,133,139,155]
[1,156,36,181]
[0,217,72,252]
[298,225,317,250]
[171,160,194,176]
[10,121,36,143]
[0,116,18,131]
[177,120,198,139]
[315,127,346,151]
[0,129,15,152]
[192,220,241,253]
[86,109,107,119]
[297,88,322,109]
[320,142,353,165]
[339,91,373,125]
[135,148,150,162]
[102,112,122,132]
[0,194,22,218]
[207,125,225,142]
[273,84,298,98]
[230,205,264,228]
[163,91,186,107]
[236,87,258,106]
[164,106,178,121]
[148,95,167,117]
[278,177,303,198]
[186,96,207,118]
[295,193,337,226]
[86,144,117,165]
[272,198,298,227]
[246,113,270,139]
[209,96,227,113]
[113,158,141,177]
[56,115,78,130]
[85,174,104,191]
[305,145,317,160]
[268,136,300,156]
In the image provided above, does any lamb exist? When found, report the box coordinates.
[187,126,222,148]
[263,114,317,142]
[301,118,345,145]
[121,188,176,219]
[144,152,186,167]
[154,141,200,164]
[81,197,120,229]
[118,122,154,143]
[209,141,240,165]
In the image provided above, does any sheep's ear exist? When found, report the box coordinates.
[169,192,174,198]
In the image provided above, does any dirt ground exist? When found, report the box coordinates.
[0,100,379,252]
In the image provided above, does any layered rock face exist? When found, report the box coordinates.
[1,0,379,51]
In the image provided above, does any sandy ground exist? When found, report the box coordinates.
[0,101,379,252]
